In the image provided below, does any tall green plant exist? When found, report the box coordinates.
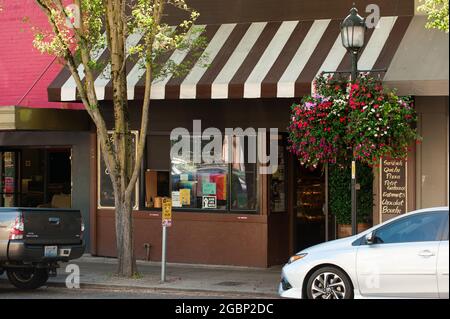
[329,163,374,225]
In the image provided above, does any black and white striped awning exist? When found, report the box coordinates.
[48,16,412,102]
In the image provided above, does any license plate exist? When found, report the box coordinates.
[44,246,58,258]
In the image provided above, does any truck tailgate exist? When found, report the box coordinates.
[22,209,82,245]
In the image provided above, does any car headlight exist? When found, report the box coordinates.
[288,253,308,264]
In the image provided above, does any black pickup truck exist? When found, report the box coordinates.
[0,208,85,289]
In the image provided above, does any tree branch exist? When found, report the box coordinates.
[35,0,118,186]
[125,0,165,198]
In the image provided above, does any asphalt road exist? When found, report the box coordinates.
[0,280,265,299]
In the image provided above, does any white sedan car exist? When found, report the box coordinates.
[279,207,449,299]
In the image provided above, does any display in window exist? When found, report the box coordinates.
[171,163,228,210]
[170,135,258,213]
[145,170,170,209]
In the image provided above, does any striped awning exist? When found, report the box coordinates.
[48,16,412,102]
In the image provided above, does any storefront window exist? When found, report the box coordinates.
[144,135,171,209]
[171,136,228,211]
[170,135,258,213]
[97,131,139,209]
[230,136,258,211]
[0,151,17,207]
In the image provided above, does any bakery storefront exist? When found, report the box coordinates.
[47,0,448,267]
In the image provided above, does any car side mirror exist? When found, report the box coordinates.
[365,232,375,245]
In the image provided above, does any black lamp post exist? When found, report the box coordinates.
[340,7,366,236]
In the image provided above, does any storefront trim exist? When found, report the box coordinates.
[0,106,90,131]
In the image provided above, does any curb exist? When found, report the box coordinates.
[77,255,282,273]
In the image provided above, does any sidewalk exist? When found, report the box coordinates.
[47,255,282,298]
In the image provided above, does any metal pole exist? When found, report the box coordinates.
[325,163,329,242]
[351,51,358,81]
[161,225,167,282]
[351,51,358,236]
[351,160,357,235]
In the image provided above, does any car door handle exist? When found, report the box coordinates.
[418,250,435,257]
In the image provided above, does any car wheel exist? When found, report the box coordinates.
[306,266,353,299]
[7,268,49,290]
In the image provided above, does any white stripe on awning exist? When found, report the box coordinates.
[211,22,267,99]
[61,33,107,101]
[94,32,143,100]
[315,34,348,78]
[126,26,177,99]
[180,23,237,99]
[244,21,299,98]
[151,25,206,99]
[277,19,331,98]
[358,16,397,70]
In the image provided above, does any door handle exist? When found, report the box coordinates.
[418,250,435,257]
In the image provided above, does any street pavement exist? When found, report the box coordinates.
[0,280,265,299]
[0,255,282,299]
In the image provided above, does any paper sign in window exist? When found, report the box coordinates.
[171,191,181,207]
[202,182,216,195]
[179,188,191,206]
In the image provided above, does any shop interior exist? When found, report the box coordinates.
[0,148,72,208]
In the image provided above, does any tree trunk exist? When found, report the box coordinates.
[114,192,136,277]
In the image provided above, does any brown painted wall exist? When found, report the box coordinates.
[100,98,294,133]
[96,210,269,267]
[164,0,414,24]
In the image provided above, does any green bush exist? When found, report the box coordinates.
[329,163,374,225]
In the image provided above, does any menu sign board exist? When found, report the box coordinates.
[380,158,407,222]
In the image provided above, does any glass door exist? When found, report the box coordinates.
[0,151,19,207]
[294,165,326,251]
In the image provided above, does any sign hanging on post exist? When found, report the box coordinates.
[162,197,172,227]
[380,158,407,222]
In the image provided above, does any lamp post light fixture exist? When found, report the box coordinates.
[341,7,366,81]
[340,7,366,236]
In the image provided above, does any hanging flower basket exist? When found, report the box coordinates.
[288,74,420,168]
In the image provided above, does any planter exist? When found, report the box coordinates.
[337,223,371,238]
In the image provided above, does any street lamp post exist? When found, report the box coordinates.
[340,7,366,236]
